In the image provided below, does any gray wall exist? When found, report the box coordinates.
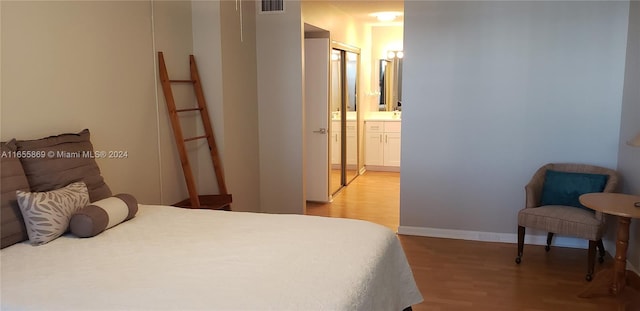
[255,1,305,214]
[400,1,629,245]
[617,0,640,270]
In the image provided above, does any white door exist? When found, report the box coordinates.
[384,132,402,167]
[305,38,330,202]
[365,132,384,166]
[365,121,384,166]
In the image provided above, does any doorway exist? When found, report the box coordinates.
[329,43,360,197]
[304,25,331,202]
[303,30,362,202]
[302,1,404,229]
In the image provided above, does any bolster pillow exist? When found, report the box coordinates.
[70,194,138,238]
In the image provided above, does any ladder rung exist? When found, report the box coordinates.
[176,108,203,113]
[169,79,195,83]
[184,135,208,142]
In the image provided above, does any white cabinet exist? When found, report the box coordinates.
[384,132,401,167]
[365,121,401,170]
[365,122,384,166]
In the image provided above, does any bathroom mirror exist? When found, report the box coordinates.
[330,49,343,195]
[378,57,403,111]
[344,51,358,185]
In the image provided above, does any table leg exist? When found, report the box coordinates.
[579,216,638,300]
[611,216,630,295]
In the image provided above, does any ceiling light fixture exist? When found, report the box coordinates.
[370,11,402,23]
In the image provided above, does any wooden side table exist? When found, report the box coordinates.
[578,193,640,299]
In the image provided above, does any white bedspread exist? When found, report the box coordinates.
[1,205,423,310]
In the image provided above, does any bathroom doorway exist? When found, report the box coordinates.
[302,1,404,208]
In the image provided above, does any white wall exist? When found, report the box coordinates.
[399,1,629,243]
[157,0,261,213]
[256,1,305,214]
[191,0,225,199]
[616,0,640,270]
[152,0,195,205]
[218,0,261,212]
[1,0,194,205]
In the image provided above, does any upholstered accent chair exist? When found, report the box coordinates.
[516,163,619,281]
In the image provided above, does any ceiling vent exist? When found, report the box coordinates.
[260,0,284,13]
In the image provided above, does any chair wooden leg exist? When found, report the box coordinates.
[587,240,597,282]
[596,239,605,264]
[546,232,554,252]
[516,226,525,264]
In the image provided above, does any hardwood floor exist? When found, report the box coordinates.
[306,171,637,311]
[307,171,400,231]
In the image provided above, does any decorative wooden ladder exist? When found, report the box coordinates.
[157,51,232,210]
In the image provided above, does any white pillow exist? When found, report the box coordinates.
[16,182,89,245]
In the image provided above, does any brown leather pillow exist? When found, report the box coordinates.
[15,129,112,203]
[1,140,31,248]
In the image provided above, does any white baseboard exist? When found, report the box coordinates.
[397,225,639,273]
[364,165,400,172]
[397,225,589,248]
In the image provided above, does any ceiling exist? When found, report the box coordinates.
[321,0,404,24]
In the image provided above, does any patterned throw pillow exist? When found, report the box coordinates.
[16,182,90,245]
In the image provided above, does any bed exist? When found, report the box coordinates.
[0,130,423,310]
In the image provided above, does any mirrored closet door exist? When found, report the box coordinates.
[330,43,360,196]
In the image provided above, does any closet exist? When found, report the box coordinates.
[329,43,360,196]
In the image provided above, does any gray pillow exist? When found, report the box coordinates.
[1,140,31,248]
[15,129,112,202]
[70,193,138,238]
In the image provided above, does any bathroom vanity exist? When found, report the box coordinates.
[364,112,401,172]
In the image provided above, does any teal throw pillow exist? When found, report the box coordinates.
[540,170,608,212]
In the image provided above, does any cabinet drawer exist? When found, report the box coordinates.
[365,121,384,133]
[384,121,401,133]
